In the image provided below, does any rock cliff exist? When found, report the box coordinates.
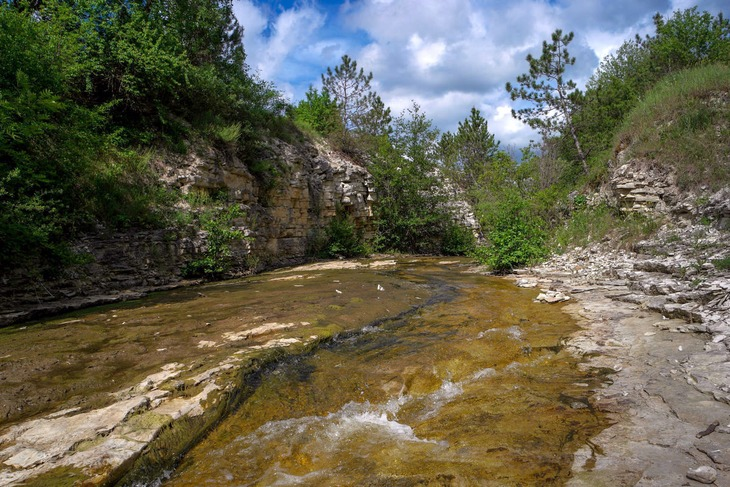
[0,138,376,325]
[602,151,729,229]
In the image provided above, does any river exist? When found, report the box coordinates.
[163,259,608,486]
[0,258,608,486]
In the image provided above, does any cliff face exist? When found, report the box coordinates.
[157,138,376,267]
[601,150,730,230]
[0,138,376,325]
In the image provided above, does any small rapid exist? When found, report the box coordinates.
[166,261,609,486]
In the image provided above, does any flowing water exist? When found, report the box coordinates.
[163,259,608,486]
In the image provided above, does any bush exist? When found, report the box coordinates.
[182,205,246,279]
[321,212,368,258]
[440,223,476,256]
[475,197,547,273]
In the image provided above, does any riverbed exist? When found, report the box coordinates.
[0,258,609,486]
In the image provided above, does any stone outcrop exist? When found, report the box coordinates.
[157,138,376,267]
[600,150,729,227]
[0,138,376,325]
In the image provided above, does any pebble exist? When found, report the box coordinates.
[686,465,717,484]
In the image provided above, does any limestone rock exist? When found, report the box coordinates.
[686,465,717,484]
[535,290,570,303]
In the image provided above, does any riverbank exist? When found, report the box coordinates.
[514,221,730,485]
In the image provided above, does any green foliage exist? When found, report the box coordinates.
[321,212,368,258]
[649,8,730,75]
[321,54,392,150]
[551,204,617,252]
[370,102,466,254]
[474,196,547,273]
[439,107,500,191]
[440,223,476,256]
[506,29,588,174]
[712,256,730,271]
[573,7,729,176]
[183,205,245,279]
[0,0,285,274]
[292,86,340,137]
[215,123,242,144]
[617,63,730,190]
[551,203,662,253]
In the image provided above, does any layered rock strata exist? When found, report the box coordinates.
[0,139,375,325]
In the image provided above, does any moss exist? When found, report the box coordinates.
[19,466,87,487]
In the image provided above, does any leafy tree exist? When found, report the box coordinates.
[370,102,456,253]
[321,55,391,139]
[439,107,500,190]
[293,85,340,136]
[506,29,588,175]
[648,7,730,75]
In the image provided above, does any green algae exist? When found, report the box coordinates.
[18,466,86,487]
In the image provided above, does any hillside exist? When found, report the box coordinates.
[1,4,729,325]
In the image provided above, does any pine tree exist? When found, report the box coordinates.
[506,29,588,174]
[321,55,390,136]
[440,107,500,189]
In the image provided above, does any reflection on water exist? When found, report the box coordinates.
[167,265,608,486]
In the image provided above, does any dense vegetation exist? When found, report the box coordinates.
[2,2,728,277]
[0,0,286,273]
[297,7,729,271]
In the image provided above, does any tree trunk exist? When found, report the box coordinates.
[568,120,588,175]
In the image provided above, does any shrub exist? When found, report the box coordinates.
[476,197,547,273]
[321,212,368,258]
[440,223,476,256]
[183,205,246,279]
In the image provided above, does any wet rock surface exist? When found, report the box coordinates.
[0,258,432,486]
[518,221,730,486]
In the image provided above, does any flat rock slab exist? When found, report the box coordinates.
[550,285,730,486]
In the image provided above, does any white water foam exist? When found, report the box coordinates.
[470,367,497,380]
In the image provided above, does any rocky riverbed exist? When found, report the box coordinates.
[1,217,728,486]
[516,220,730,485]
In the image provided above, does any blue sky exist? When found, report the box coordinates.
[233,0,727,148]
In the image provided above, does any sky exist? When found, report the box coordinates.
[233,0,727,149]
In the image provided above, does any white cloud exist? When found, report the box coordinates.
[408,34,447,71]
[235,0,725,147]
[234,1,326,83]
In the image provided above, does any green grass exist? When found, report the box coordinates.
[616,63,730,190]
[551,204,661,253]
[712,256,730,271]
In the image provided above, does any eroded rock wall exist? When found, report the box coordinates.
[0,139,375,325]
[600,150,729,228]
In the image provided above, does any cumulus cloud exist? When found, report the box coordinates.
[235,0,726,146]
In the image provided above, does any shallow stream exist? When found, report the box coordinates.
[162,259,608,486]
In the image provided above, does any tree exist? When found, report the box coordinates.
[649,8,730,75]
[370,101,460,253]
[321,54,390,137]
[506,29,588,175]
[293,85,340,136]
[439,107,500,190]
